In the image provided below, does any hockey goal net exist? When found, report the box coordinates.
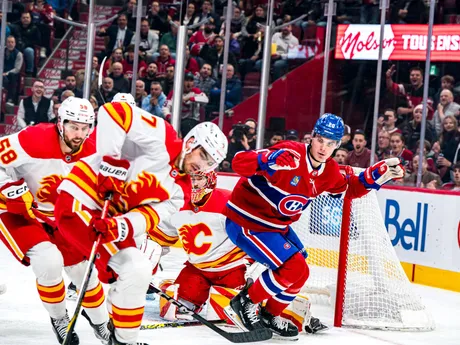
[292,184,435,331]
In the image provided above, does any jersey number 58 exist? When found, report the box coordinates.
[0,138,18,165]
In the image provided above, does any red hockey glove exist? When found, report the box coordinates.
[359,158,405,190]
[91,216,132,244]
[0,179,37,220]
[258,149,300,176]
[97,156,130,201]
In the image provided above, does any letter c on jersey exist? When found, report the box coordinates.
[179,223,213,256]
[277,195,309,217]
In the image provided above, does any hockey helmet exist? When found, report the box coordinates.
[190,170,217,204]
[312,113,344,142]
[112,92,136,106]
[58,96,95,137]
[182,122,228,171]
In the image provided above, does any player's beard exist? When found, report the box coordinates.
[63,134,84,153]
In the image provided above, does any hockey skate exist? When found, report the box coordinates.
[81,309,111,344]
[260,307,299,341]
[50,311,79,345]
[223,284,266,332]
[66,282,77,301]
[108,319,149,345]
[305,316,328,334]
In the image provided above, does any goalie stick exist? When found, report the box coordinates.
[148,284,273,343]
[141,319,224,330]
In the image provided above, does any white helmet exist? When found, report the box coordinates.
[58,96,95,126]
[112,92,136,106]
[183,122,228,170]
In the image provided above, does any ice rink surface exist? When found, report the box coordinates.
[1,245,459,345]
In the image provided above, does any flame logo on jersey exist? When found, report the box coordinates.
[179,223,213,256]
[120,172,170,211]
[36,175,64,205]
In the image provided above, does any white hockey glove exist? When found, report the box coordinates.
[139,237,163,275]
[359,158,404,190]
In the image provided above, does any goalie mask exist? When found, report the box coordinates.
[190,170,217,205]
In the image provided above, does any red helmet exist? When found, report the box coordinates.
[190,170,217,204]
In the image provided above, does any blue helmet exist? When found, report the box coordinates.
[313,113,344,142]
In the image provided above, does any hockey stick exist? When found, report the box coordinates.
[62,194,112,345]
[97,56,108,104]
[148,285,272,343]
[140,319,224,330]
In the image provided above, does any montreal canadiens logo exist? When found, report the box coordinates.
[277,195,309,217]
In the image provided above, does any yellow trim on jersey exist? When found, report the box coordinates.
[82,295,105,308]
[36,280,65,293]
[39,294,66,303]
[76,161,97,184]
[0,219,25,260]
[103,242,119,256]
[112,305,144,316]
[67,173,100,205]
[193,247,246,269]
[72,199,93,226]
[104,103,133,133]
[132,205,160,232]
[84,283,103,297]
[112,320,143,328]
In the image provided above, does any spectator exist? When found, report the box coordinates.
[200,36,237,79]
[301,132,312,144]
[3,36,23,105]
[161,64,175,96]
[404,155,442,189]
[223,121,257,170]
[437,115,460,182]
[285,129,299,141]
[17,80,53,128]
[267,132,284,147]
[219,5,245,40]
[386,65,434,120]
[108,62,130,93]
[340,125,353,151]
[347,130,378,168]
[29,0,54,57]
[52,102,60,119]
[147,1,169,36]
[360,0,379,24]
[185,46,200,75]
[432,89,460,137]
[135,80,147,107]
[89,96,98,112]
[333,147,348,164]
[196,0,221,33]
[12,11,41,76]
[401,104,435,152]
[75,56,99,92]
[259,25,299,80]
[60,90,75,103]
[194,63,216,97]
[131,18,159,63]
[390,132,414,172]
[441,162,460,191]
[142,81,166,118]
[95,77,117,105]
[122,44,148,80]
[383,108,401,134]
[114,0,137,31]
[390,0,428,24]
[7,0,25,23]
[240,5,265,59]
[244,118,257,149]
[434,75,458,106]
[97,14,134,58]
[0,12,11,38]
[209,64,242,116]
[189,19,217,57]
[158,21,179,58]
[377,130,391,160]
[415,139,438,174]
[142,62,160,93]
[102,48,124,77]
[182,2,200,30]
[162,73,209,131]
[53,72,83,103]
[155,45,175,78]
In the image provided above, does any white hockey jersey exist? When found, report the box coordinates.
[58,102,191,240]
[0,123,96,217]
[167,188,247,272]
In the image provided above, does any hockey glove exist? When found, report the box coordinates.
[97,156,130,202]
[0,179,37,220]
[258,149,300,176]
[359,158,405,190]
[91,216,132,243]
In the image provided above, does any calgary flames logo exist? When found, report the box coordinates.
[36,175,64,205]
[120,172,170,211]
[179,223,212,256]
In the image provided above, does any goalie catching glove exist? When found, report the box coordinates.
[359,158,404,190]
[0,179,37,220]
[258,149,300,176]
[91,216,133,243]
[97,155,130,202]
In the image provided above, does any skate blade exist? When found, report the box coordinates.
[272,333,299,341]
[223,306,249,332]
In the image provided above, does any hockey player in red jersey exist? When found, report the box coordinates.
[224,113,405,340]
[0,97,111,345]
[54,99,228,345]
[155,171,247,319]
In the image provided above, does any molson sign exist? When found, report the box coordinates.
[335,24,460,61]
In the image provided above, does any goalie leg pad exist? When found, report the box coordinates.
[174,263,212,308]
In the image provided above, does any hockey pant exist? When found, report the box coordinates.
[55,191,152,343]
[226,219,310,316]
[0,212,108,323]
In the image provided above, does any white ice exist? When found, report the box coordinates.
[1,245,459,345]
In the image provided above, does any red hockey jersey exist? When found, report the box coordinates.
[223,141,369,232]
